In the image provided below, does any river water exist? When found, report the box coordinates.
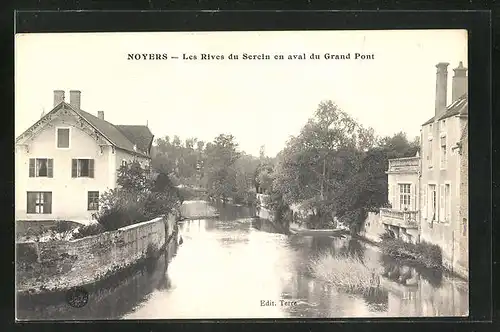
[17,201,469,320]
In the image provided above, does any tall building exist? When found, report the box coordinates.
[419,62,468,279]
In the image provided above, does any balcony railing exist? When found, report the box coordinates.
[380,208,419,229]
[387,157,420,173]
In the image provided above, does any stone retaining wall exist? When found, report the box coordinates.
[16,214,177,295]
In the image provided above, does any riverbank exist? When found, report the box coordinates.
[355,234,468,281]
[16,214,178,296]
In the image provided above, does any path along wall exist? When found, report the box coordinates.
[16,214,177,295]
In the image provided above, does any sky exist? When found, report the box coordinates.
[15,30,467,157]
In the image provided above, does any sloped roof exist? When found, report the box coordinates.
[74,107,153,157]
[17,101,153,158]
[115,125,154,154]
[422,94,468,126]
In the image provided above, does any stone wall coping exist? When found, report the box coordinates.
[16,216,166,245]
[118,216,164,231]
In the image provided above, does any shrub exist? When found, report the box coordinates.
[96,163,181,231]
[73,223,105,239]
[16,243,39,264]
[50,220,78,234]
[97,204,146,231]
[380,238,442,269]
[309,252,381,294]
[379,230,395,241]
[177,186,207,201]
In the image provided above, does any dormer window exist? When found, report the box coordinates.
[56,127,70,148]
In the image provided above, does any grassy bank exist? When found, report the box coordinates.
[309,253,381,294]
[379,238,442,269]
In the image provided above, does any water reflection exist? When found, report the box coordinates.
[17,239,178,320]
[17,202,469,319]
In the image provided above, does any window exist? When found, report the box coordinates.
[427,138,433,167]
[428,184,437,222]
[29,158,53,177]
[88,191,99,210]
[445,184,451,222]
[121,159,127,166]
[27,192,52,214]
[440,135,447,169]
[57,128,70,148]
[440,184,451,223]
[72,159,95,178]
[462,218,467,236]
[399,184,411,210]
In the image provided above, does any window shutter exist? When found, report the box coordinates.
[422,186,427,219]
[29,159,35,177]
[439,184,445,222]
[89,159,95,178]
[44,192,52,214]
[391,184,396,208]
[47,159,53,178]
[72,159,77,178]
[446,184,451,222]
[411,183,416,211]
[26,192,36,213]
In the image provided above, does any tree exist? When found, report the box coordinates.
[273,101,374,222]
[97,160,181,231]
[204,134,241,201]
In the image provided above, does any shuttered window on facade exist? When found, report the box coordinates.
[411,183,416,211]
[71,159,95,178]
[439,184,445,222]
[399,184,411,210]
[422,186,427,219]
[28,158,53,177]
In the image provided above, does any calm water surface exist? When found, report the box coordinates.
[17,201,468,320]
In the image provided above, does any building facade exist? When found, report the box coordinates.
[374,61,468,279]
[419,62,468,278]
[380,154,421,244]
[15,90,154,222]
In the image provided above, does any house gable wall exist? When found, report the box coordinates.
[15,115,115,222]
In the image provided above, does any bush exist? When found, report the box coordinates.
[97,204,146,232]
[16,243,39,264]
[380,238,442,269]
[73,223,105,239]
[96,162,181,231]
[309,252,381,294]
[49,220,78,234]
[177,186,207,201]
[379,230,395,241]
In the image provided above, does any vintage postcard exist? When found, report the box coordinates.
[15,30,469,320]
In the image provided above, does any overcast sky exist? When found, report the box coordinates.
[15,30,467,157]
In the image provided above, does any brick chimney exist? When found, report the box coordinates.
[452,61,468,103]
[435,62,449,117]
[98,111,104,120]
[53,90,65,107]
[69,90,81,110]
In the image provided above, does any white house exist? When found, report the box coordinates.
[379,153,421,244]
[15,90,154,222]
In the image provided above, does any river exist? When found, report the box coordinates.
[17,201,469,320]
